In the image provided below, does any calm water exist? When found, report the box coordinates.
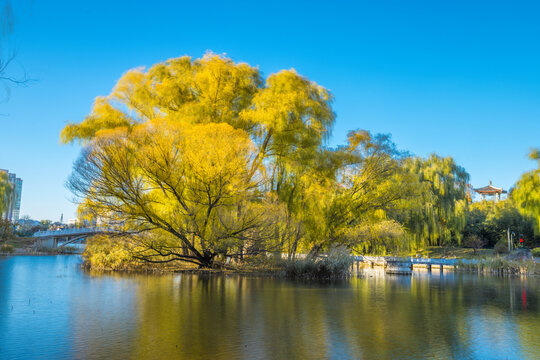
[0,256,539,360]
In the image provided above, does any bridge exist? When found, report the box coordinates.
[32,227,111,249]
[353,255,476,274]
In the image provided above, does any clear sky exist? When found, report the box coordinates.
[1,0,540,221]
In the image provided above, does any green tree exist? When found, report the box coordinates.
[399,154,469,248]
[464,199,539,248]
[513,149,540,229]
[292,130,418,255]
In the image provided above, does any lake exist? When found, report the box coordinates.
[0,255,539,359]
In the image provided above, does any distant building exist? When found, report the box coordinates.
[67,218,79,226]
[0,169,23,221]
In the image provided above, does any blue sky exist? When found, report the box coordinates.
[1,0,540,220]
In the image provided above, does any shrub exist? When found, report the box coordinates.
[0,243,14,253]
[494,240,509,255]
[463,235,487,253]
[0,219,16,241]
[83,235,138,270]
[532,247,540,258]
[283,246,353,279]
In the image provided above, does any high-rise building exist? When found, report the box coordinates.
[0,169,23,222]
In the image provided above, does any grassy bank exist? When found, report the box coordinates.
[283,251,353,280]
[81,250,354,279]
[0,237,35,254]
[407,246,540,275]
[80,237,540,278]
[423,246,495,259]
[457,258,539,275]
[0,236,82,256]
[82,237,355,279]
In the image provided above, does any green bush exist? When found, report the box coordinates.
[494,240,509,255]
[283,246,353,279]
[532,247,540,257]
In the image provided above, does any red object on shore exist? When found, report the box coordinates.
[520,238,524,243]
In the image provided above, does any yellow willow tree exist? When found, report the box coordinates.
[60,53,334,156]
[61,53,335,258]
[69,121,280,268]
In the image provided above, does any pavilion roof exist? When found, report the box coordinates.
[474,181,507,194]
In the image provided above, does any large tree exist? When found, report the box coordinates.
[283,130,419,256]
[63,54,336,266]
[69,120,281,267]
[398,154,469,248]
[61,53,334,149]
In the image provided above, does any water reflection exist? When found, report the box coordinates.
[0,256,539,359]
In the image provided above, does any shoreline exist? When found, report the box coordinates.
[2,252,539,277]
[0,252,74,257]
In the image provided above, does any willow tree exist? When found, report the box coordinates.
[61,54,334,200]
[61,54,261,141]
[320,130,418,255]
[400,154,469,248]
[62,53,335,260]
[0,171,12,218]
[69,120,279,268]
[278,130,418,256]
[61,53,333,156]
[513,149,540,228]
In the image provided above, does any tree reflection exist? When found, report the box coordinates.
[122,272,540,359]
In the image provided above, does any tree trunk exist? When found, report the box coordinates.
[198,250,216,268]
[291,227,301,261]
[308,244,322,257]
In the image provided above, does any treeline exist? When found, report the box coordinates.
[61,54,540,269]
[464,200,539,251]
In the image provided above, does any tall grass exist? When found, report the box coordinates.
[458,258,538,275]
[283,247,353,279]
